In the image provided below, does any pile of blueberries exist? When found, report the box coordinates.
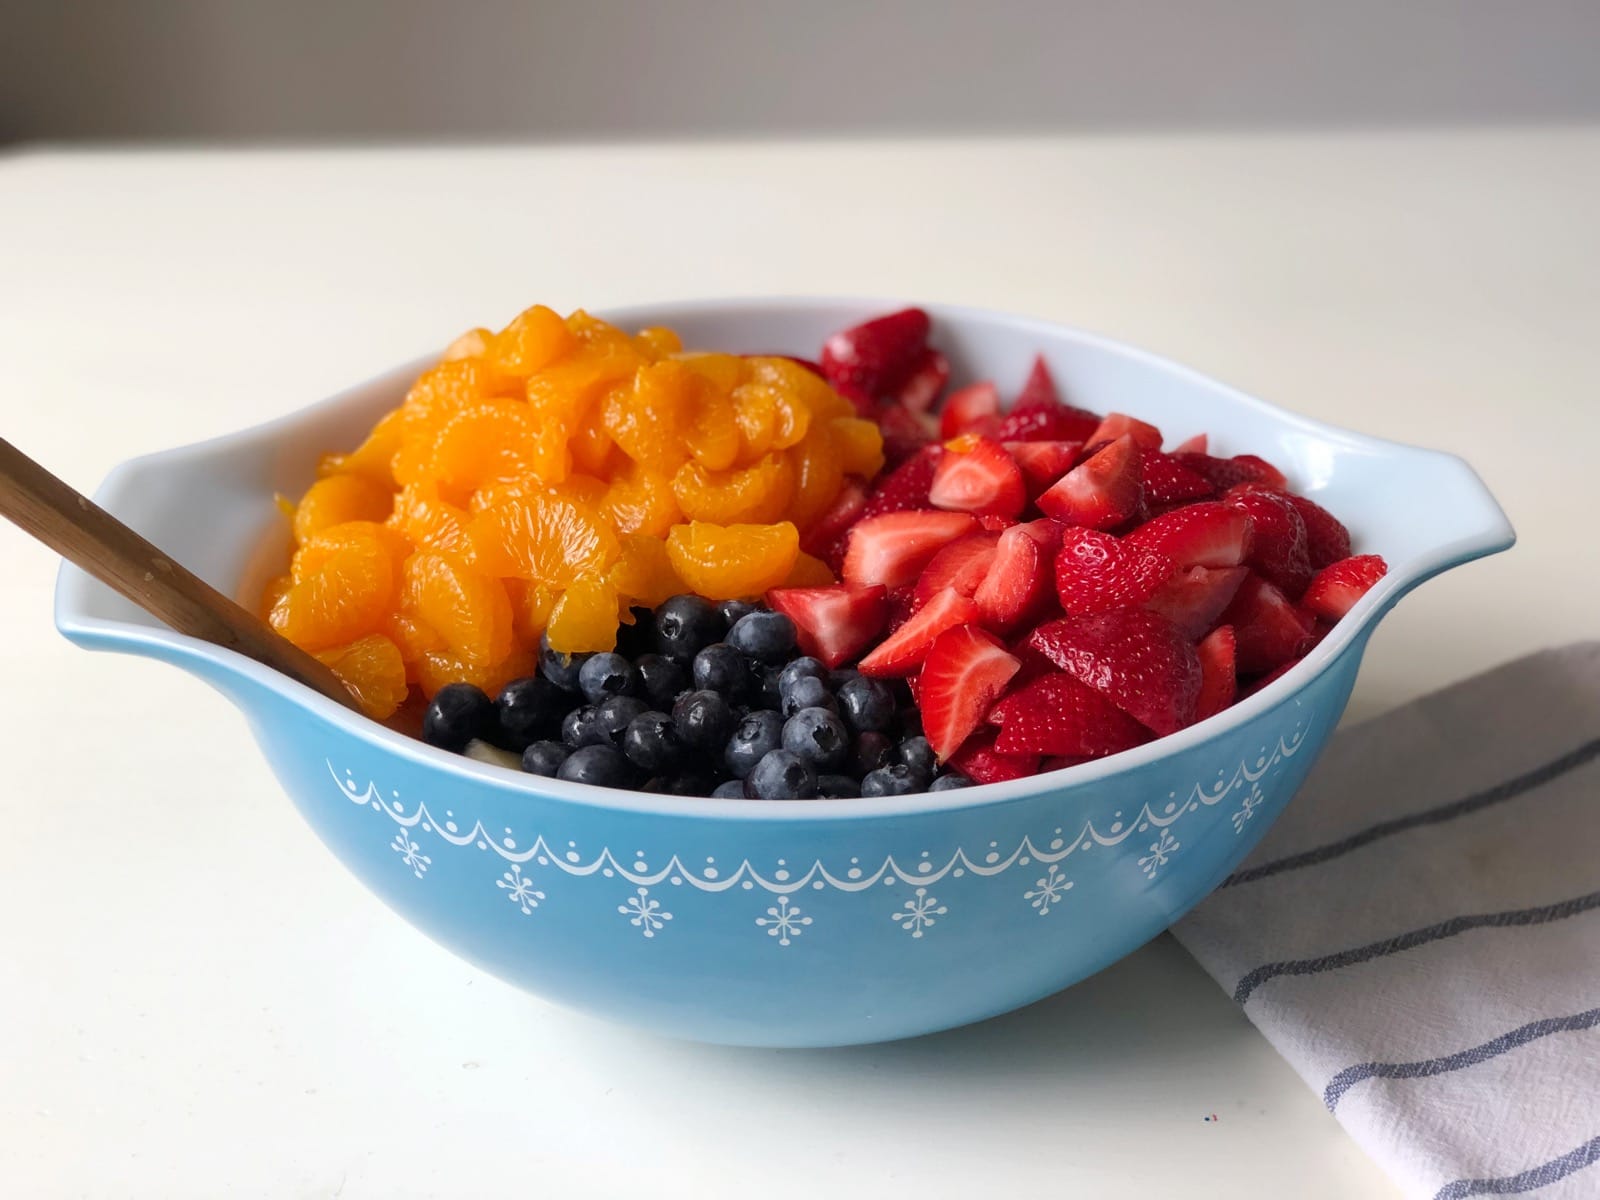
[421,595,973,799]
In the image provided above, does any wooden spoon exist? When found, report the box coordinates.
[0,436,361,712]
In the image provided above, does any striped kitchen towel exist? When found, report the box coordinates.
[1173,644,1600,1200]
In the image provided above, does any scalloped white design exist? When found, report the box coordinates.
[337,721,1309,905]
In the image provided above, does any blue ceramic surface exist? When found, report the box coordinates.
[54,299,1514,1047]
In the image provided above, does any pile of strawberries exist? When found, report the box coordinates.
[767,309,1387,784]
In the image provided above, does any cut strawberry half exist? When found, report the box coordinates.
[801,477,869,565]
[929,435,1026,519]
[1037,435,1145,529]
[1125,500,1254,568]
[1088,412,1163,451]
[948,729,1039,784]
[989,673,1150,758]
[1014,355,1063,410]
[766,583,888,669]
[918,626,1022,760]
[896,348,950,413]
[1194,625,1238,721]
[1053,527,1174,615]
[860,444,943,518]
[1145,564,1248,638]
[1301,554,1387,621]
[1224,487,1312,597]
[974,519,1060,632]
[1243,655,1306,697]
[1220,573,1317,674]
[859,587,981,677]
[875,403,939,466]
[1172,433,1208,455]
[819,308,931,405]
[1004,440,1082,495]
[993,404,1102,444]
[912,531,1001,608]
[1142,451,1216,505]
[1026,610,1201,735]
[884,586,917,634]
[1177,452,1289,493]
[1285,493,1352,568]
[842,510,979,589]
[939,381,1002,439]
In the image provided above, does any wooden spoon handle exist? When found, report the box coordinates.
[0,437,360,711]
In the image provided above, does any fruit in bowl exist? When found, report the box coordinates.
[54,299,1512,1047]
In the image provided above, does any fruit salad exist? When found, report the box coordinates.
[265,305,1386,799]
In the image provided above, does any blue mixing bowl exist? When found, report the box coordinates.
[54,299,1514,1047]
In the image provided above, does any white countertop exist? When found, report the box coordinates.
[3,131,1595,1198]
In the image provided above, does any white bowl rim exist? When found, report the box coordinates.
[55,295,1515,823]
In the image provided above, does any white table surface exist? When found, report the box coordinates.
[3,131,1595,1199]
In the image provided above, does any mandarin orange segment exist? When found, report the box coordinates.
[786,426,845,531]
[684,388,741,470]
[400,552,514,670]
[429,402,570,491]
[545,573,622,653]
[603,363,691,472]
[317,633,409,719]
[780,550,837,588]
[566,310,638,356]
[318,407,406,483]
[487,304,574,377]
[390,480,472,556]
[671,452,795,525]
[608,534,686,608]
[292,473,394,543]
[272,533,397,652]
[732,384,780,462]
[414,647,538,700]
[292,521,410,583]
[600,463,681,538]
[828,416,886,479]
[441,327,491,362]
[466,494,621,586]
[401,357,498,432]
[666,521,800,599]
[634,326,684,359]
[505,580,559,645]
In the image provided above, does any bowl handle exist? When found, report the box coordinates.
[1393,448,1515,587]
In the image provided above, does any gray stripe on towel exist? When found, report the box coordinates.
[1433,1133,1600,1199]
[1223,738,1600,889]
[1233,890,1600,1005]
[1324,1006,1600,1110]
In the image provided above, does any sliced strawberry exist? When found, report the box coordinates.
[919,626,1023,760]
[1301,554,1387,621]
[1242,656,1305,697]
[896,348,950,414]
[1026,610,1201,735]
[884,586,917,634]
[801,477,869,565]
[819,308,931,405]
[948,728,1039,784]
[766,584,888,669]
[1037,435,1144,529]
[976,513,1012,532]
[842,510,979,589]
[1194,625,1237,720]
[939,381,1002,439]
[1088,412,1163,452]
[1224,487,1312,596]
[1145,565,1248,638]
[875,403,939,466]
[1125,501,1254,568]
[1177,452,1289,493]
[1172,432,1208,455]
[859,587,981,677]
[1288,494,1352,568]
[928,435,1026,519]
[1014,355,1063,410]
[912,531,1001,608]
[1220,573,1316,674]
[1004,440,1081,495]
[1041,755,1091,773]
[1142,451,1217,505]
[1053,527,1173,615]
[989,673,1150,758]
[861,445,943,518]
[993,404,1102,444]
[974,519,1060,632]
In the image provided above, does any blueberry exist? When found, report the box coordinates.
[837,676,897,733]
[724,709,784,778]
[853,730,896,777]
[594,695,649,747]
[642,773,716,796]
[422,683,495,752]
[782,707,851,770]
[557,744,634,789]
[521,740,569,777]
[745,749,818,800]
[562,705,606,749]
[623,710,683,772]
[692,642,752,697]
[672,689,735,751]
[861,764,922,796]
[579,652,639,705]
[778,657,828,696]
[817,773,861,798]
[655,594,726,662]
[780,674,836,717]
[929,772,974,791]
[616,607,657,659]
[635,654,689,709]
[711,779,748,799]
[539,633,589,692]
[897,735,937,784]
[494,675,567,749]
[756,664,785,710]
[898,707,924,738]
[727,610,797,663]
[718,599,759,627]
[828,666,863,692]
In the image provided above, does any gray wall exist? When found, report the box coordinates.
[4,0,1599,142]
